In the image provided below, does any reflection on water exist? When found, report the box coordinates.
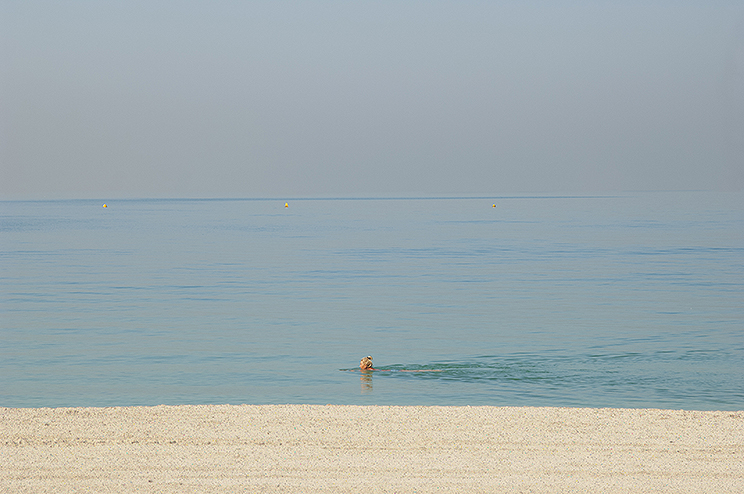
[360,370,373,393]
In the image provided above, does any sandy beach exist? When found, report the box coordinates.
[2,405,742,492]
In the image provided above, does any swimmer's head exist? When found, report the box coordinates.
[360,356,373,370]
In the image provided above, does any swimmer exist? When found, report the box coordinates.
[360,356,374,370]
[356,355,442,372]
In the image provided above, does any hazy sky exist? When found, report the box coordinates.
[2,1,743,199]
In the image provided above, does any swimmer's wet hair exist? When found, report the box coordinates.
[360,356,373,369]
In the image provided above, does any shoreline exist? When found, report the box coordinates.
[3,404,743,492]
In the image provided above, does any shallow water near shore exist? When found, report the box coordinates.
[2,192,743,409]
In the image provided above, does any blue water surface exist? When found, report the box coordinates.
[1,192,743,409]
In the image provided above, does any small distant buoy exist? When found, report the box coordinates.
[103,204,107,208]
[285,203,289,208]
[492,204,496,208]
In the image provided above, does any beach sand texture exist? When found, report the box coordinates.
[3,405,743,493]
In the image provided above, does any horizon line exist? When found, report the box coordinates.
[1,190,717,203]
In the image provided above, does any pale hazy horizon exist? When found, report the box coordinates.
[2,1,743,200]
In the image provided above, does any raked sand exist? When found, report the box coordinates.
[2,405,743,493]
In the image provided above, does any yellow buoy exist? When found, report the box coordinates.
[492,204,496,208]
[285,203,289,208]
[103,204,107,208]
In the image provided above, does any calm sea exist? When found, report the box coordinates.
[1,192,743,410]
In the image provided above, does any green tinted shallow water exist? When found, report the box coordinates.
[1,192,743,409]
